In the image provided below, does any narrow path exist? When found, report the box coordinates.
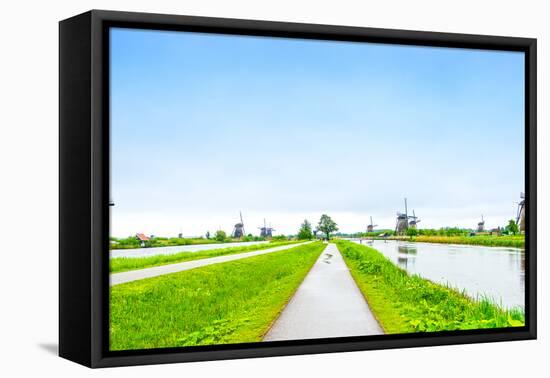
[111,242,310,286]
[263,243,383,341]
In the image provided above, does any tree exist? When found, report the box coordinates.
[317,214,338,240]
[406,227,418,237]
[214,230,227,242]
[205,231,211,239]
[505,219,519,235]
[297,219,313,240]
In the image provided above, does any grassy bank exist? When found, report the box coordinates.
[335,240,524,333]
[110,242,325,350]
[110,240,301,273]
[394,235,525,248]
[110,236,222,250]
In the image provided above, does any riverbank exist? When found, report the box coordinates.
[110,242,325,350]
[373,235,525,248]
[110,236,222,250]
[335,240,524,333]
[110,240,300,273]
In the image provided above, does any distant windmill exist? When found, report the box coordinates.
[395,198,420,235]
[232,211,245,238]
[409,210,421,228]
[516,192,525,233]
[258,218,275,238]
[477,215,485,232]
[367,216,378,233]
[395,213,408,235]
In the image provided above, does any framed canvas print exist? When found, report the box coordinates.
[59,10,537,368]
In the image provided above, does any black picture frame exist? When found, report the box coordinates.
[59,9,537,368]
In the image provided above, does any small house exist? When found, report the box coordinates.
[136,233,150,247]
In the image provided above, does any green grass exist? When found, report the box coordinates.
[110,237,223,250]
[335,240,525,334]
[110,242,325,350]
[407,235,525,248]
[110,240,301,273]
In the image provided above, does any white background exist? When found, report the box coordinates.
[0,0,547,376]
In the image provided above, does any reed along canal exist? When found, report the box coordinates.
[352,239,525,310]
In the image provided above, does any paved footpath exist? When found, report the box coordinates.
[111,242,310,286]
[263,243,383,341]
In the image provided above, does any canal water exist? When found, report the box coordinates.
[352,239,525,310]
[110,241,268,259]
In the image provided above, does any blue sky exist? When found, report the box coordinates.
[110,28,525,237]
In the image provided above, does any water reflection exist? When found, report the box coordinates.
[398,245,417,254]
[396,244,417,269]
[353,239,525,310]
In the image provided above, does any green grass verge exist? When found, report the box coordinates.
[335,240,525,334]
[388,235,524,248]
[110,240,301,273]
[110,242,325,350]
[110,237,223,250]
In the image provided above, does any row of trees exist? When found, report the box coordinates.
[297,214,339,240]
[404,219,521,237]
[212,216,521,242]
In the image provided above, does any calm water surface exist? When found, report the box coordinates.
[352,239,525,309]
[110,241,268,258]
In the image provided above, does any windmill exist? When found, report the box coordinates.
[367,216,378,233]
[409,210,421,228]
[516,192,525,233]
[395,198,420,235]
[232,211,245,238]
[258,218,275,238]
[477,215,485,232]
[395,213,408,235]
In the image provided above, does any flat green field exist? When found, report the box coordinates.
[110,242,325,350]
[110,237,222,250]
[335,240,524,334]
[110,240,300,273]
